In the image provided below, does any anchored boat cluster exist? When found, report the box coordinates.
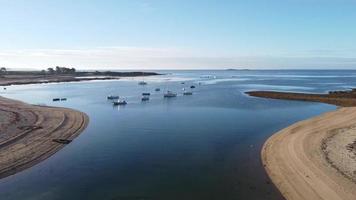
[107,81,197,106]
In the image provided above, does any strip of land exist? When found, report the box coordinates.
[246,90,356,107]
[0,70,160,86]
[247,90,356,200]
[0,96,88,179]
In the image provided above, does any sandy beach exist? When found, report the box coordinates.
[0,96,88,179]
[262,107,356,200]
[248,90,356,199]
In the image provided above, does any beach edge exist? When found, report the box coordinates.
[261,107,356,200]
[0,96,89,179]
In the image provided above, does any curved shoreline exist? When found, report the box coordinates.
[262,107,356,200]
[0,96,88,179]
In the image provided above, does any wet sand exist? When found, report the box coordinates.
[0,96,88,179]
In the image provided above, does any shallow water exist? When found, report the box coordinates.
[1,70,354,200]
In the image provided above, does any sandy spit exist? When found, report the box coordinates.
[0,96,88,179]
[262,107,356,200]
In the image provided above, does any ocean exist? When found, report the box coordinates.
[1,70,354,200]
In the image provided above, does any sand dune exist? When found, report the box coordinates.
[262,107,356,200]
[0,96,88,179]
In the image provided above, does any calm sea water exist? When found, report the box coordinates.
[1,70,355,200]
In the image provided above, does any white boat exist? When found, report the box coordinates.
[107,95,119,100]
[141,96,149,101]
[138,81,147,85]
[164,91,177,98]
[113,99,127,105]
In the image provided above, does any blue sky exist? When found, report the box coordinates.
[0,0,356,69]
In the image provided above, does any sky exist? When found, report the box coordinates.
[0,0,356,70]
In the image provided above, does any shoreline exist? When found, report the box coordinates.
[0,76,120,86]
[0,71,161,86]
[246,90,356,107]
[262,108,356,199]
[0,96,88,179]
[248,90,356,199]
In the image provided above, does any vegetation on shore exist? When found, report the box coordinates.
[246,89,356,107]
[0,67,160,86]
[0,66,159,76]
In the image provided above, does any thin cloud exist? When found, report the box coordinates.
[0,47,355,70]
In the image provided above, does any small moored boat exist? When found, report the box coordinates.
[155,88,160,91]
[190,85,196,89]
[52,139,72,144]
[183,91,193,95]
[138,81,147,85]
[141,96,149,101]
[107,95,119,100]
[113,100,127,105]
[164,91,177,98]
[142,92,150,96]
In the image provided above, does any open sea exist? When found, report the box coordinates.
[1,70,356,200]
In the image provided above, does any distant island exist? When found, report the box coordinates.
[225,68,250,71]
[0,66,160,86]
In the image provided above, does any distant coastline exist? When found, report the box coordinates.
[247,90,356,200]
[0,68,160,86]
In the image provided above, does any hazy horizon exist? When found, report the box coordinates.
[8,67,356,71]
[1,0,356,70]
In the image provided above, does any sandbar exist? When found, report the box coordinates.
[0,96,88,179]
